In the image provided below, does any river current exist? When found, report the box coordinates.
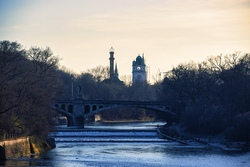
[1,122,250,167]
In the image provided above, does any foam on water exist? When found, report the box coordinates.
[50,130,168,142]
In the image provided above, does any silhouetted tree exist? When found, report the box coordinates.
[158,52,250,140]
[225,112,250,144]
[87,65,109,83]
[0,41,62,140]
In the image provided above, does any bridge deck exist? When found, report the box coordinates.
[58,100,170,105]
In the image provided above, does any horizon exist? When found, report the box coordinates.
[1,0,250,83]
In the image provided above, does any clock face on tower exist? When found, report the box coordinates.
[137,66,141,70]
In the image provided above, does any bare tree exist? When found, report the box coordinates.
[87,65,109,82]
[0,41,62,139]
[120,75,132,86]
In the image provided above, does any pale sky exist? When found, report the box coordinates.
[1,0,250,83]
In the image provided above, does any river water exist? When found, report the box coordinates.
[1,122,250,167]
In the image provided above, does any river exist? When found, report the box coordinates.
[1,122,250,167]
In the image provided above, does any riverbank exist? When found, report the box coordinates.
[0,137,55,160]
[3,121,250,167]
[157,124,250,152]
[2,122,250,167]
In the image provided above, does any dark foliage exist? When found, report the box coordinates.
[159,53,250,142]
[73,69,160,121]
[0,41,62,140]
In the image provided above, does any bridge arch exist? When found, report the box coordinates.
[54,100,174,127]
[83,104,173,118]
[54,103,79,126]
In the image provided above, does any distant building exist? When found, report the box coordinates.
[103,47,123,84]
[132,54,147,84]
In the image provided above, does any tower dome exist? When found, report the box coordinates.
[109,47,114,53]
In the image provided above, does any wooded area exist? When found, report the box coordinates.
[0,41,62,140]
[1,40,249,143]
[159,53,250,142]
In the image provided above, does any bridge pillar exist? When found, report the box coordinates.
[71,99,85,128]
[74,116,85,127]
[66,116,74,126]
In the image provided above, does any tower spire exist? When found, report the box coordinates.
[114,62,118,78]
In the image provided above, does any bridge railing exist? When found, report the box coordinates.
[81,100,170,105]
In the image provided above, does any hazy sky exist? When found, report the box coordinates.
[1,0,250,82]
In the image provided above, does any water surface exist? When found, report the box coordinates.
[1,122,250,167]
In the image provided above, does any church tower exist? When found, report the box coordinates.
[132,54,147,84]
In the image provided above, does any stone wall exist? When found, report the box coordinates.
[0,137,55,160]
[0,137,30,160]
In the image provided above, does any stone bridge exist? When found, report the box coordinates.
[54,99,174,127]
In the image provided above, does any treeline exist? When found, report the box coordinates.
[1,40,249,143]
[0,41,159,140]
[159,53,250,142]
[59,67,159,121]
[0,41,63,140]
